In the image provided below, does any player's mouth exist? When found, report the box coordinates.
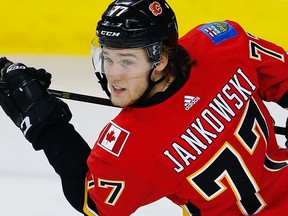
[112,85,126,94]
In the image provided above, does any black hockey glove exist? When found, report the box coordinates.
[0,57,51,89]
[0,57,12,84]
[0,59,71,150]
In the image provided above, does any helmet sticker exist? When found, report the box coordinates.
[149,1,163,16]
[109,5,128,17]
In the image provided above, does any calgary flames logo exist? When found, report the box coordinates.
[149,1,162,16]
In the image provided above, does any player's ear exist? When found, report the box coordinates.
[155,53,168,71]
[151,52,169,82]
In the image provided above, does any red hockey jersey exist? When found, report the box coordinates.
[86,20,288,215]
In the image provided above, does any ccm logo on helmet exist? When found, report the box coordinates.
[149,1,162,16]
[100,30,121,37]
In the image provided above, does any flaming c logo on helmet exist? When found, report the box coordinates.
[149,1,162,16]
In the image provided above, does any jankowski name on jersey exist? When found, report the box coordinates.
[163,67,257,173]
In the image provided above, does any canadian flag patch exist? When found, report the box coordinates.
[97,122,130,156]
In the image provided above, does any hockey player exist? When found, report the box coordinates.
[0,0,288,215]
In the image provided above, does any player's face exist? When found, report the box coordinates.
[102,46,152,107]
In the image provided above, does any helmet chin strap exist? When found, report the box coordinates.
[95,71,110,98]
[130,67,165,107]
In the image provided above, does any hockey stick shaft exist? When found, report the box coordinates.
[274,125,286,136]
[0,81,115,107]
[47,89,115,107]
[32,90,288,133]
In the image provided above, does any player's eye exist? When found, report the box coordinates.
[122,59,133,66]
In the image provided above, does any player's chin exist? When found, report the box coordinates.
[110,95,131,107]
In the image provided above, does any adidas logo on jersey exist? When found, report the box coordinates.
[184,95,200,110]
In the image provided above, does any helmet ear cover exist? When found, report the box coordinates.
[145,42,162,68]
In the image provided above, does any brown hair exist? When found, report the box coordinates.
[162,44,194,81]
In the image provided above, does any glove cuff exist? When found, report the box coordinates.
[21,97,72,150]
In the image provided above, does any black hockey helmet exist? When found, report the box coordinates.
[96,0,178,50]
